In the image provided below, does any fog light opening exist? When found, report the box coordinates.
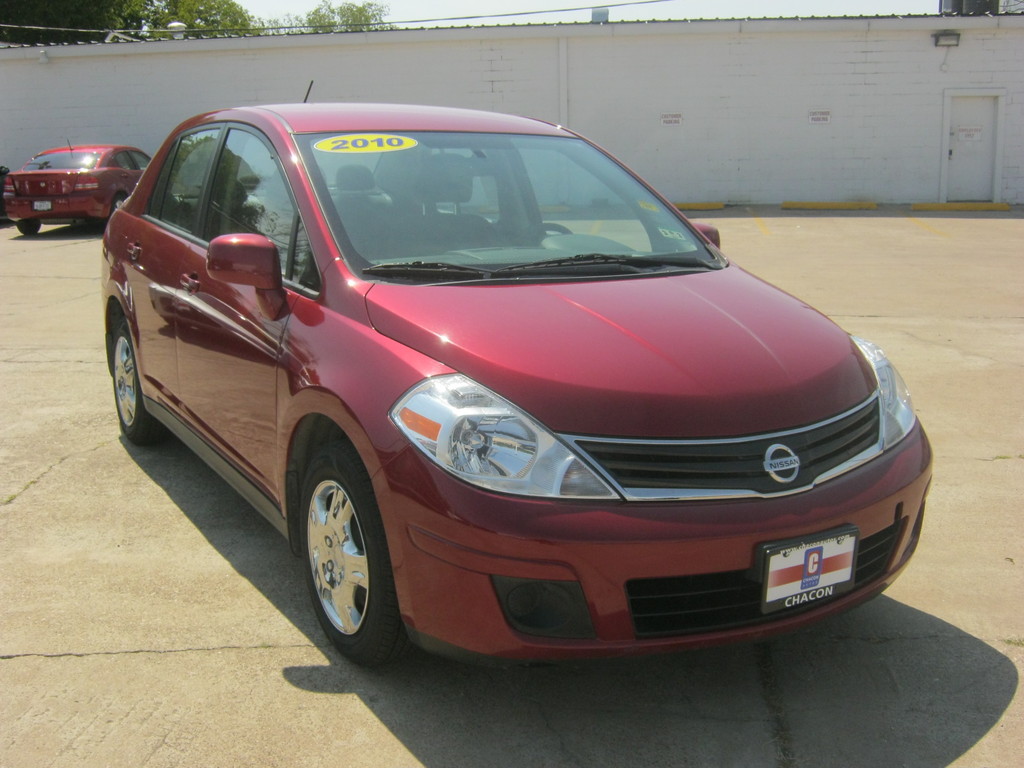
[492,576,596,639]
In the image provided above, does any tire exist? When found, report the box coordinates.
[108,193,127,219]
[301,442,408,667]
[111,318,167,445]
[16,219,41,236]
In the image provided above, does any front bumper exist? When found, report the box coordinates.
[376,422,931,661]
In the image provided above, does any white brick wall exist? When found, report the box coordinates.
[2,16,1021,203]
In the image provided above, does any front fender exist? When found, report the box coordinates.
[275,295,450,552]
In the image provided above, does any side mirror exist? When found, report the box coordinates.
[692,222,721,249]
[207,233,287,318]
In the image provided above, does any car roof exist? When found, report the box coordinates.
[204,103,570,137]
[33,145,138,156]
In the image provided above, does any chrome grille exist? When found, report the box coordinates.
[570,394,881,500]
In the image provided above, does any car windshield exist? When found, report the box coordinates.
[297,131,721,281]
[25,151,100,171]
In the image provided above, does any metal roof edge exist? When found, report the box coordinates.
[2,13,1021,55]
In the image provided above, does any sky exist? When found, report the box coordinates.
[239,1,943,26]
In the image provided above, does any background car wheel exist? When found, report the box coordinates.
[111,318,167,445]
[301,442,408,667]
[108,193,127,219]
[16,219,41,236]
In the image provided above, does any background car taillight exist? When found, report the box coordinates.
[2,175,13,198]
[71,175,100,192]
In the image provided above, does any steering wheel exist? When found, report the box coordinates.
[542,222,572,235]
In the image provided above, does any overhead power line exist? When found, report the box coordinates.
[0,1,674,39]
[387,0,672,25]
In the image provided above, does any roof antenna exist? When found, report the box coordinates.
[303,80,314,103]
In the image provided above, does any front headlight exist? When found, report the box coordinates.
[854,337,917,449]
[391,374,617,499]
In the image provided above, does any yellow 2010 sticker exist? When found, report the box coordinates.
[313,134,418,153]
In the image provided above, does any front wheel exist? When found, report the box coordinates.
[301,442,408,667]
[111,318,166,445]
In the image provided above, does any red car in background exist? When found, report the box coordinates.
[3,145,150,236]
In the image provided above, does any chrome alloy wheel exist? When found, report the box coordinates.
[307,480,370,635]
[113,335,138,427]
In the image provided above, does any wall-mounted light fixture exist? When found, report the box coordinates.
[38,49,49,64]
[933,30,961,47]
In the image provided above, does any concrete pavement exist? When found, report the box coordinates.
[1,207,1021,768]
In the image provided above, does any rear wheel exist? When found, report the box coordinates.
[111,318,166,445]
[301,442,408,667]
[16,219,41,236]
[108,193,127,219]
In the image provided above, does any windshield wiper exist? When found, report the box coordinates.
[493,252,714,275]
[362,261,492,281]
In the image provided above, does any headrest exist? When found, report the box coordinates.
[336,164,376,192]
[417,154,475,204]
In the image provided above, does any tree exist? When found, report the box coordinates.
[0,0,145,44]
[0,0,389,42]
[140,0,255,33]
[261,2,392,33]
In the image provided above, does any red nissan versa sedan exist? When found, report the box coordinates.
[4,144,150,236]
[101,104,931,666]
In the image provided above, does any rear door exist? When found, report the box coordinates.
[124,127,222,411]
[108,149,144,199]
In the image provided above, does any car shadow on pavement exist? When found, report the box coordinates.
[5,221,106,239]
[125,436,1018,768]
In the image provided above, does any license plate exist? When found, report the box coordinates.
[760,525,858,614]
[33,201,52,211]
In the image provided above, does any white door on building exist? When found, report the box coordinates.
[946,96,998,202]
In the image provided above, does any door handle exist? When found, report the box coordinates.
[126,242,142,261]
[179,273,200,294]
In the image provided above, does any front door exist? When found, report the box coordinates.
[946,95,998,202]
[175,126,299,499]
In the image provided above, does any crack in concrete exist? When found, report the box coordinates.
[2,440,116,506]
[1,643,319,661]
[0,357,105,364]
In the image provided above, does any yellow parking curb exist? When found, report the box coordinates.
[674,202,726,210]
[911,202,1010,212]
[781,201,878,210]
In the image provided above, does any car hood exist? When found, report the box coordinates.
[364,268,876,438]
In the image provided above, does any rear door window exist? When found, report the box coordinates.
[129,150,151,170]
[111,151,136,170]
[150,127,222,234]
